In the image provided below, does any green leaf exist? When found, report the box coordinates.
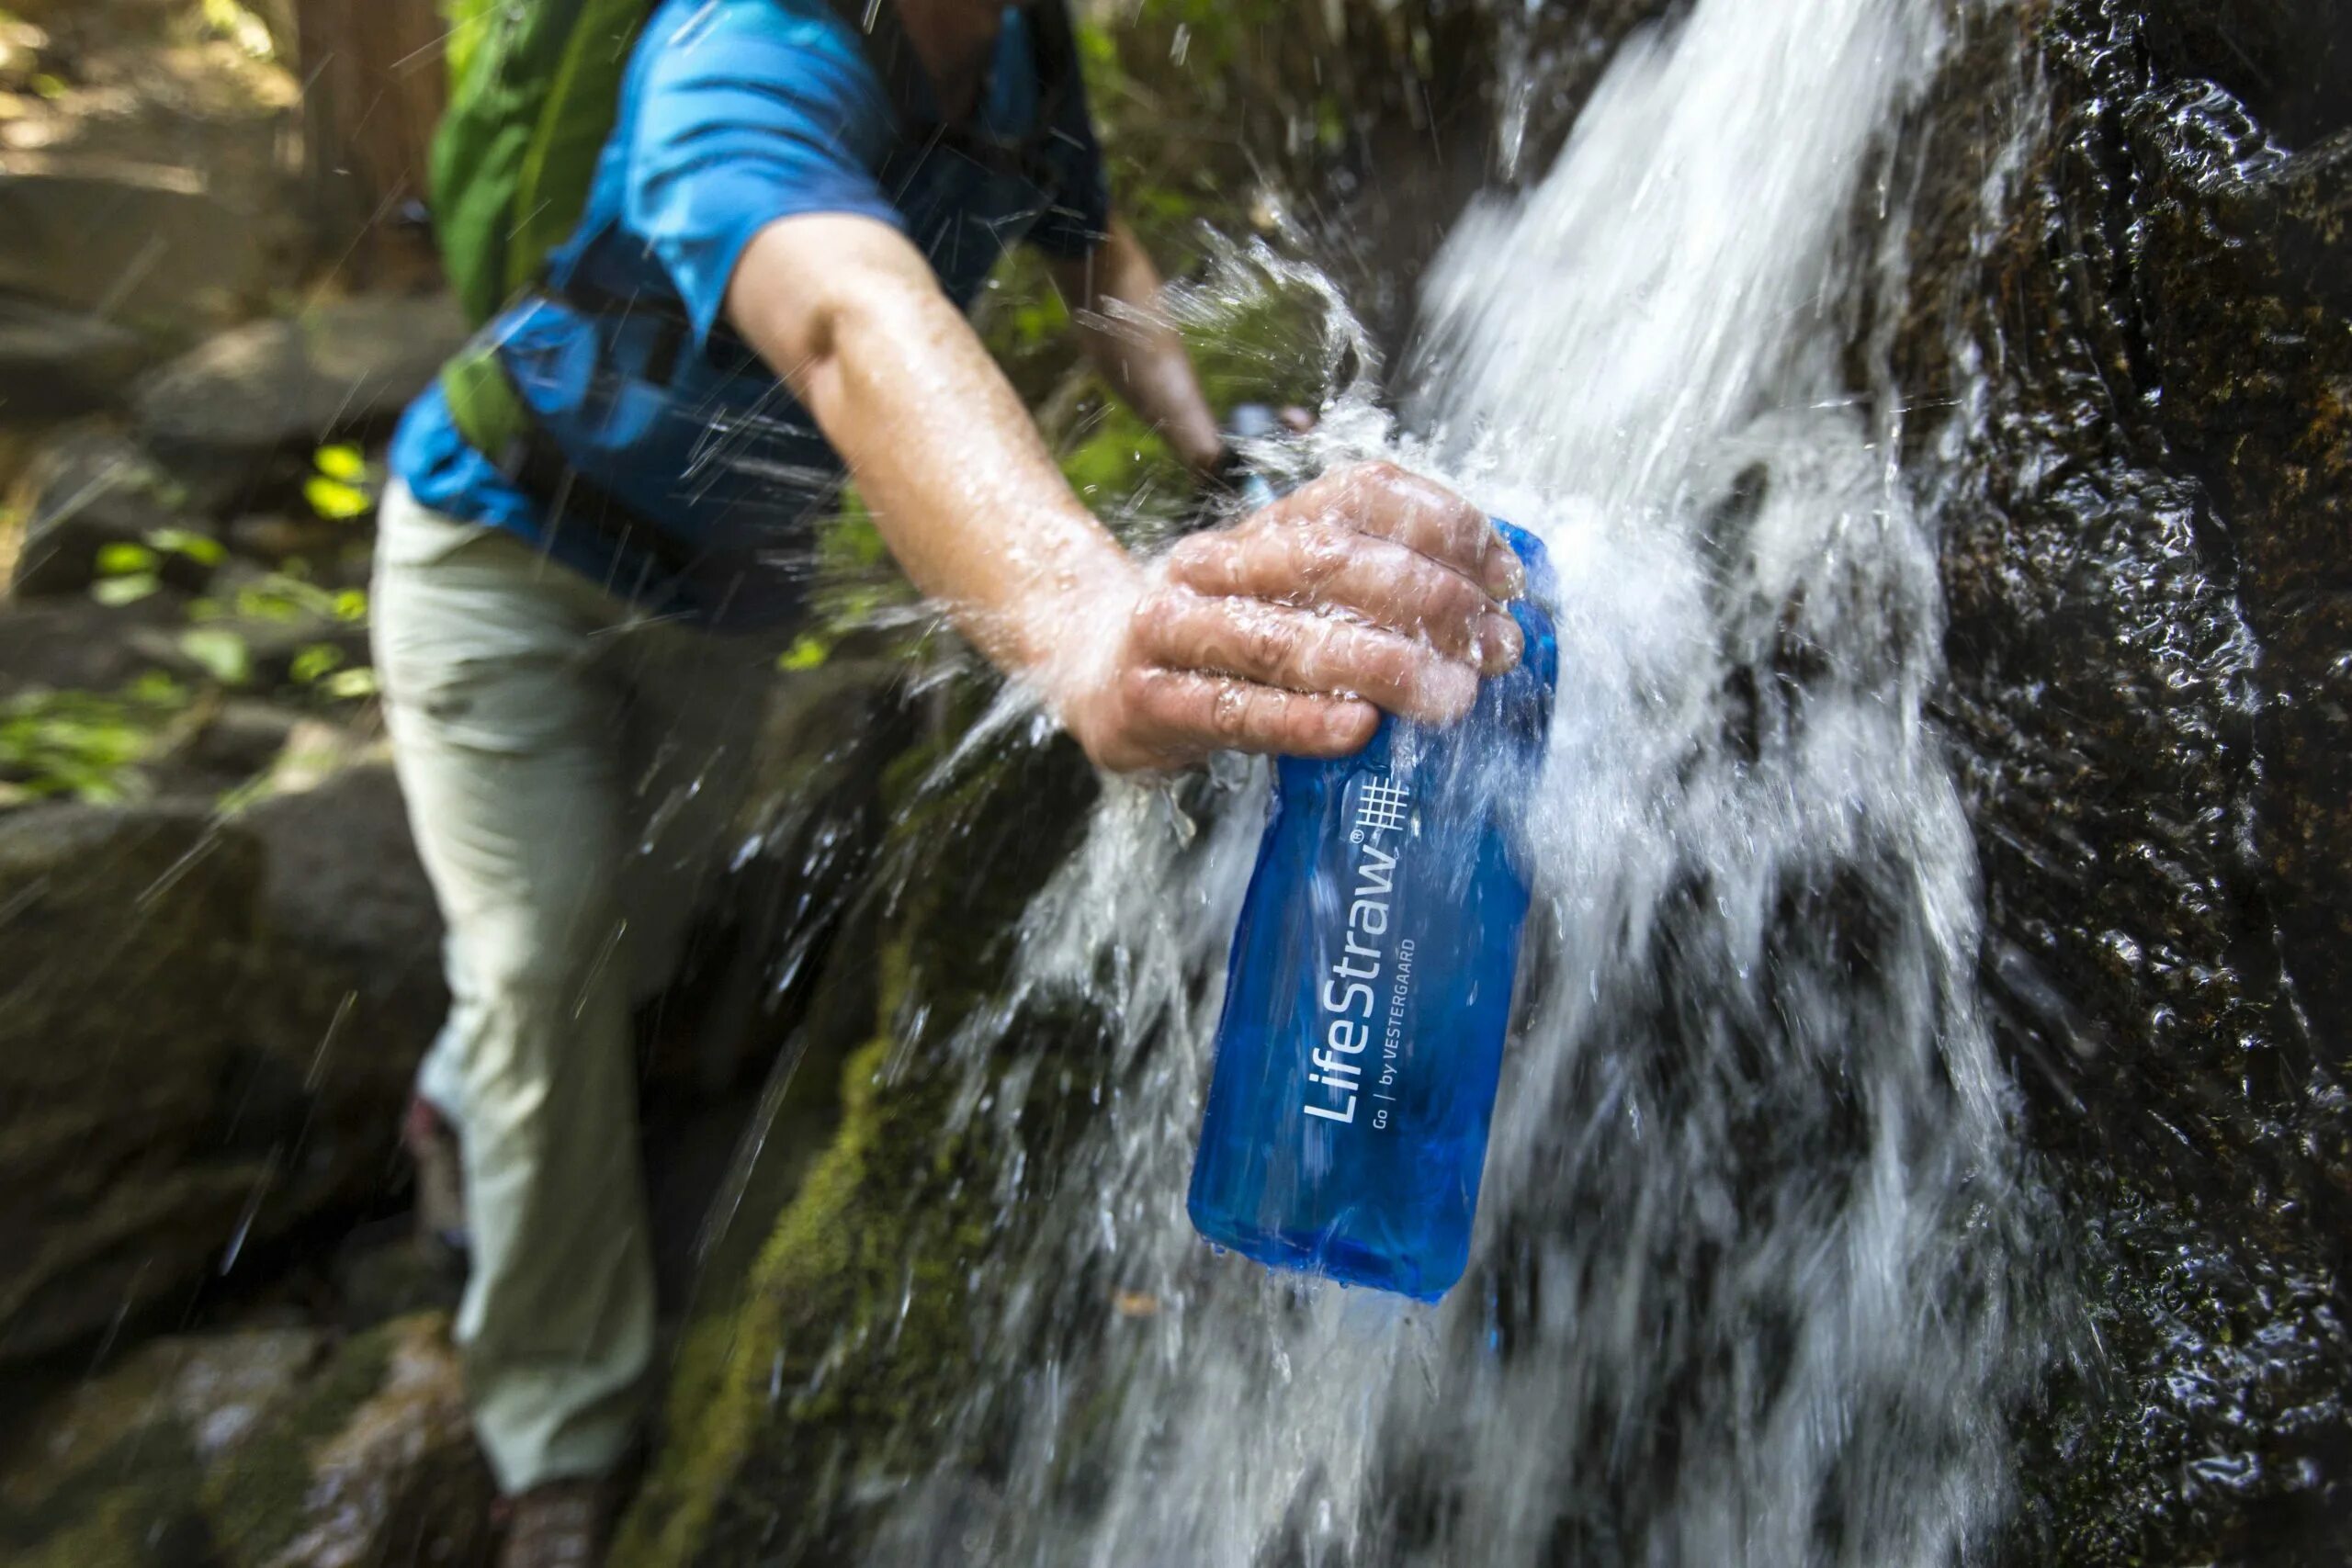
[146,527,226,567]
[313,442,368,482]
[90,572,161,606]
[321,667,379,701]
[128,671,187,705]
[95,542,158,577]
[178,626,253,687]
[777,635,829,671]
[333,588,369,623]
[289,643,345,684]
[303,475,373,521]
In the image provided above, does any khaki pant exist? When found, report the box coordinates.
[371,481,773,1493]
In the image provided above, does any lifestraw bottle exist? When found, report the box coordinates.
[1187,520,1558,1301]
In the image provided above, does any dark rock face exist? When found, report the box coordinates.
[1893,0,2352,1558]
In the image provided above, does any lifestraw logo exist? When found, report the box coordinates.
[1305,775,1409,1125]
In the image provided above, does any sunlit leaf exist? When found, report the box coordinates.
[321,667,379,701]
[95,542,158,577]
[179,626,253,687]
[333,589,369,623]
[90,572,160,606]
[777,635,829,671]
[313,442,368,482]
[303,475,373,521]
[128,671,187,705]
[200,0,275,58]
[147,527,226,567]
[289,642,346,684]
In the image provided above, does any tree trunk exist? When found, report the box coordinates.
[293,0,447,277]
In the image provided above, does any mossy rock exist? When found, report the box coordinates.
[0,1311,491,1568]
[618,706,1107,1564]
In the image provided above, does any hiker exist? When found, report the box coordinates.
[377,0,1524,1556]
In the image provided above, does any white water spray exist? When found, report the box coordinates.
[864,0,2042,1562]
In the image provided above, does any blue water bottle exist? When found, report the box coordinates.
[1187,521,1558,1301]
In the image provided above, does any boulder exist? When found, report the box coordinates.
[0,1311,493,1568]
[0,765,443,1364]
[6,423,209,598]
[0,164,288,337]
[0,294,152,423]
[0,803,265,1360]
[0,593,186,700]
[132,296,468,482]
[235,764,446,1238]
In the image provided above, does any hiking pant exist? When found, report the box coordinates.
[371,480,772,1494]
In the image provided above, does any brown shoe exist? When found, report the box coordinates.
[401,1094,469,1255]
[497,1476,616,1568]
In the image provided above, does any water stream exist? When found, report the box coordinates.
[846,0,2053,1561]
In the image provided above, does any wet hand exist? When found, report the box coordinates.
[1063,462,1526,773]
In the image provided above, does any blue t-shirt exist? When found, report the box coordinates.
[390,0,1109,627]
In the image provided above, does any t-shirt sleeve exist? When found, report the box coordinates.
[1022,47,1113,260]
[627,4,907,346]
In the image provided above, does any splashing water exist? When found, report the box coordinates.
[862,0,2052,1562]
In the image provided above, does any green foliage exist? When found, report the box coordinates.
[303,443,376,521]
[190,565,368,627]
[198,0,274,59]
[86,527,229,609]
[89,539,160,605]
[177,626,251,687]
[0,674,190,805]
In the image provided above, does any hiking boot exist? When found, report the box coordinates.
[401,1094,469,1256]
[498,1476,619,1568]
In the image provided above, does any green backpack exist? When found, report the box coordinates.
[431,0,652,329]
[430,0,1085,332]
[426,0,1083,475]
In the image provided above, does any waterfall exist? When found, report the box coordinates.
[869,0,2050,1562]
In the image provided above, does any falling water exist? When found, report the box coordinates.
[865,0,2050,1562]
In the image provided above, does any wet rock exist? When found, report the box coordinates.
[0,295,152,422]
[6,423,209,598]
[2142,0,2352,151]
[0,1312,493,1568]
[2129,119,2352,1054]
[131,296,467,481]
[1890,1,2352,1557]
[616,709,1102,1566]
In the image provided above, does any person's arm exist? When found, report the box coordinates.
[1047,219,1225,479]
[725,210,1524,773]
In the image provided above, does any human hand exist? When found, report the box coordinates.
[1058,462,1526,773]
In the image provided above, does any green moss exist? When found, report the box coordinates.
[615,1034,940,1566]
